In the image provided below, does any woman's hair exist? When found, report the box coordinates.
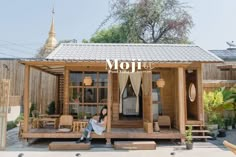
[98,106,107,122]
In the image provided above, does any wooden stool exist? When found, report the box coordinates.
[49,142,91,150]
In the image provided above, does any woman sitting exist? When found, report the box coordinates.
[76,106,107,143]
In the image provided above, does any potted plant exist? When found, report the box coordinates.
[185,125,193,150]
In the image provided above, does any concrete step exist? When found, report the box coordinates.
[114,141,156,150]
[191,130,210,133]
[192,136,212,139]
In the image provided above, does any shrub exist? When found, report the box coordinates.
[29,103,37,117]
[46,101,55,115]
[7,121,17,131]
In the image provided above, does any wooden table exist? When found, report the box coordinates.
[38,117,58,129]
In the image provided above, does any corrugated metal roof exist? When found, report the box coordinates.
[46,43,223,62]
[210,49,236,61]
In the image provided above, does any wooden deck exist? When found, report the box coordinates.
[22,128,183,139]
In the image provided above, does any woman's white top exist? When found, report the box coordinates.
[90,118,106,135]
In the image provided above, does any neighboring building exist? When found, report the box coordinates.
[20,43,222,143]
[203,46,236,92]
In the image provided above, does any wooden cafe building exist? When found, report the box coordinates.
[20,43,222,143]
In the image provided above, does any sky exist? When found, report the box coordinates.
[0,0,236,58]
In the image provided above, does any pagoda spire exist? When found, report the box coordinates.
[44,6,57,51]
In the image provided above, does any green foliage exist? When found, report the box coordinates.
[203,90,223,114]
[14,113,24,125]
[77,112,84,119]
[85,25,130,43]
[7,121,17,131]
[29,103,37,117]
[185,125,192,144]
[204,87,236,126]
[46,101,55,115]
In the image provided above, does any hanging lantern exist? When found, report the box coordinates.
[156,78,165,88]
[83,76,92,86]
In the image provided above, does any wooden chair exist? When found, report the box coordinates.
[223,140,236,155]
[58,115,73,132]
[73,121,88,132]
[158,115,171,129]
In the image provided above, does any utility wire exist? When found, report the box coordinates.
[0,46,37,55]
[0,52,19,58]
[0,40,39,51]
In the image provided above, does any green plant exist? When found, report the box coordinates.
[222,87,236,119]
[14,113,24,125]
[204,90,224,124]
[7,121,17,130]
[77,112,84,119]
[185,126,192,144]
[46,101,55,115]
[29,103,37,117]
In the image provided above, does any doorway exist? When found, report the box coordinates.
[119,78,143,120]
[185,70,198,120]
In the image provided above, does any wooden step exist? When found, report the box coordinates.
[192,136,212,139]
[114,141,156,150]
[191,130,210,133]
[186,125,205,127]
[49,141,90,150]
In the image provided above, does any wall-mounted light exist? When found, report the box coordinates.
[156,78,165,88]
[83,76,92,86]
[187,69,193,73]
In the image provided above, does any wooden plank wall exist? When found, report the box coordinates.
[203,62,236,80]
[112,73,119,121]
[0,60,56,113]
[160,68,176,127]
[203,80,236,92]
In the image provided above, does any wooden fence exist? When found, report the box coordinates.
[0,59,56,113]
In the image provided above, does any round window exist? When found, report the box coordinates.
[189,83,196,102]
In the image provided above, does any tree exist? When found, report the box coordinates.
[83,25,130,43]
[100,0,193,43]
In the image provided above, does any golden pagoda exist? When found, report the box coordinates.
[44,8,57,51]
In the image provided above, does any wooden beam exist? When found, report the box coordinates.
[107,71,112,133]
[177,67,185,135]
[23,65,30,133]
[63,67,69,114]
[197,64,204,123]
[30,65,58,76]
[55,76,59,114]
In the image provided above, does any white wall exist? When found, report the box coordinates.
[7,106,20,122]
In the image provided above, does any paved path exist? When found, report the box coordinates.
[2,127,236,157]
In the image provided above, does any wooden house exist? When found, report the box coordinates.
[20,43,222,144]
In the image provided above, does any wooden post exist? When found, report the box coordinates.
[197,64,204,123]
[23,65,30,133]
[177,67,185,142]
[55,76,59,114]
[63,67,69,114]
[106,71,112,145]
